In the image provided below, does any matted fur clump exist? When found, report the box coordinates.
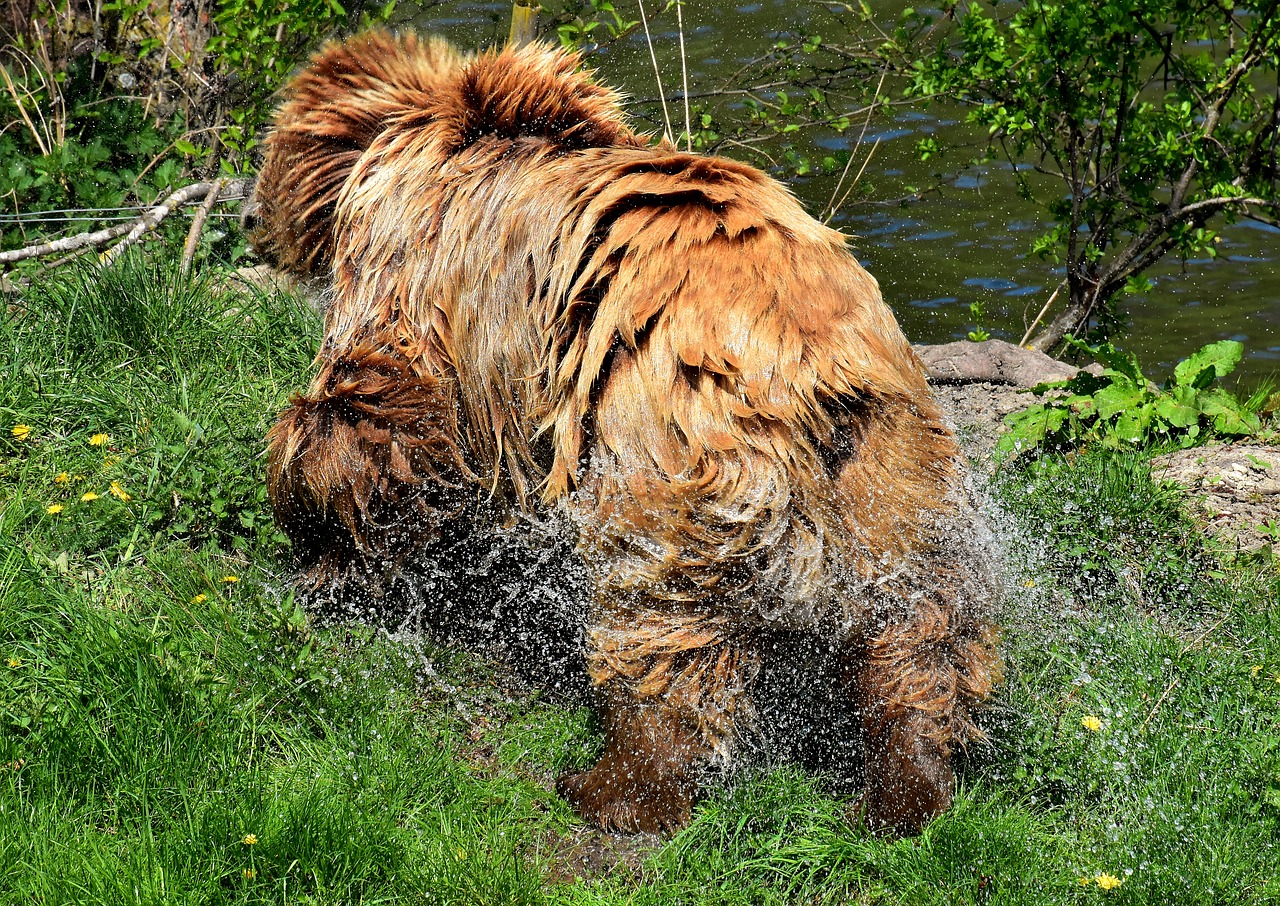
[254,30,1000,837]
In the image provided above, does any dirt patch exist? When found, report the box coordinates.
[541,826,661,885]
[931,382,1030,466]
[1151,444,1280,551]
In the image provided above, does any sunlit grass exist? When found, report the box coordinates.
[2,251,1278,904]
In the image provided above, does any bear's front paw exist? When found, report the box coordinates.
[557,760,695,834]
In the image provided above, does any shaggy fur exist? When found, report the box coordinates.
[254,30,1000,836]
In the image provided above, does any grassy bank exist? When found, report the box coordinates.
[2,254,1279,904]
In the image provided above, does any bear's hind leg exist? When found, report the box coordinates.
[830,398,1000,835]
[849,596,998,836]
[557,608,759,834]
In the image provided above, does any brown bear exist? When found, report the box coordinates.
[253,30,1000,837]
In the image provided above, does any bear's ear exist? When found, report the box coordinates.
[252,31,467,277]
[425,43,643,153]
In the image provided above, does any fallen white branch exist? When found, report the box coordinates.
[0,178,252,267]
[181,178,226,275]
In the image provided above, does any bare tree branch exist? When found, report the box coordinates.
[0,179,250,267]
[181,177,225,275]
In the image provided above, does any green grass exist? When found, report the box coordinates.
[3,251,1279,904]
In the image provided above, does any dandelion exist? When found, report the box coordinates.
[242,833,258,846]
[109,481,132,501]
[223,575,239,584]
[11,424,31,440]
[1095,873,1123,890]
[6,657,21,668]
[191,593,208,604]
[54,472,70,484]
[103,456,119,467]
[1081,715,1103,732]
[1023,578,1036,588]
[89,433,109,446]
[243,868,256,880]
[80,491,99,502]
[1252,665,1264,677]
[46,504,64,515]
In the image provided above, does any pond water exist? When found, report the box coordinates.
[403,0,1280,385]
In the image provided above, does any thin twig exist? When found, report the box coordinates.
[0,60,49,157]
[181,178,224,275]
[0,179,250,266]
[1139,678,1180,734]
[1019,279,1066,347]
[827,138,881,224]
[636,0,674,145]
[102,182,225,265]
[0,219,137,264]
[675,0,692,151]
[824,65,888,224]
[1179,614,1232,656]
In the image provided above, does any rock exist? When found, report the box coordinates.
[914,339,1091,465]
[1151,444,1280,551]
[221,263,327,310]
[914,339,1082,387]
[227,263,297,293]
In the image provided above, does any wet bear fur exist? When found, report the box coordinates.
[253,30,1000,836]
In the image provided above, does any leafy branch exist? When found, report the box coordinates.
[905,0,1280,351]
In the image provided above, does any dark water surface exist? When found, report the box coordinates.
[403,1,1280,384]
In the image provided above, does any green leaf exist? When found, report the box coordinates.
[1066,337,1145,387]
[1199,389,1262,436]
[996,404,1068,457]
[1112,403,1153,443]
[1092,382,1147,419]
[1173,340,1243,387]
[1153,394,1199,429]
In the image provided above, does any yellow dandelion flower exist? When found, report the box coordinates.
[11,424,31,440]
[1095,873,1123,890]
[89,433,109,446]
[243,868,256,880]
[54,472,70,484]
[223,575,239,584]
[6,657,21,668]
[80,491,99,502]
[46,504,64,515]
[1081,715,1103,732]
[242,833,258,846]
[109,481,132,501]
[1023,578,1036,588]
[191,593,208,604]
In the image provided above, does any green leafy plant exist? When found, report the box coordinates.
[966,299,991,342]
[549,0,640,50]
[996,338,1265,458]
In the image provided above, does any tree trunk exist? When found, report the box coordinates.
[508,1,540,47]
